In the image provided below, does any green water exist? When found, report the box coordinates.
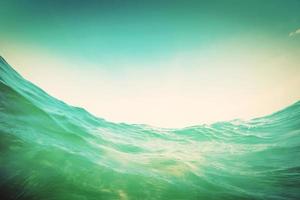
[1,56,300,200]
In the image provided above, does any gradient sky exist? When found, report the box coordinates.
[1,0,300,127]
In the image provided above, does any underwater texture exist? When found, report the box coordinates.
[0,56,300,200]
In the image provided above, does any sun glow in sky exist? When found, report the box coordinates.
[1,0,300,127]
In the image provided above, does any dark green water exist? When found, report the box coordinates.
[1,56,300,200]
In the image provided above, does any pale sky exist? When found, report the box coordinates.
[1,0,300,128]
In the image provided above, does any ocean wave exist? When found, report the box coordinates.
[1,56,300,200]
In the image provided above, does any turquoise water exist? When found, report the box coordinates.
[1,56,300,200]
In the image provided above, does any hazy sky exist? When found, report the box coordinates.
[1,0,300,127]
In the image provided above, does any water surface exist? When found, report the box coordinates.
[1,56,300,199]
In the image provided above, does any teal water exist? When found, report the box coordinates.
[0,56,300,200]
